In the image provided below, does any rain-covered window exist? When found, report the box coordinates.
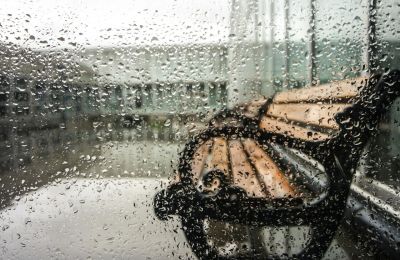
[1,0,399,259]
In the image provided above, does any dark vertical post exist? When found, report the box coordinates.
[367,0,378,74]
[308,0,317,86]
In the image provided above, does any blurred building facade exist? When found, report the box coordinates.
[0,0,399,173]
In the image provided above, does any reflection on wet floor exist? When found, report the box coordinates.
[0,137,189,258]
[0,178,195,259]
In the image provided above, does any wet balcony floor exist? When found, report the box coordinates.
[0,139,352,259]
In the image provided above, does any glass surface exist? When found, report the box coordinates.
[0,0,400,259]
[314,0,368,83]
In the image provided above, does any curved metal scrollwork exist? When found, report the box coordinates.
[154,70,400,259]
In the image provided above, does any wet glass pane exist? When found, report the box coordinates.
[1,0,400,259]
[287,0,311,88]
[375,0,400,71]
[314,0,368,83]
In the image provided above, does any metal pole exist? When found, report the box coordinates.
[367,0,378,74]
[308,0,317,86]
